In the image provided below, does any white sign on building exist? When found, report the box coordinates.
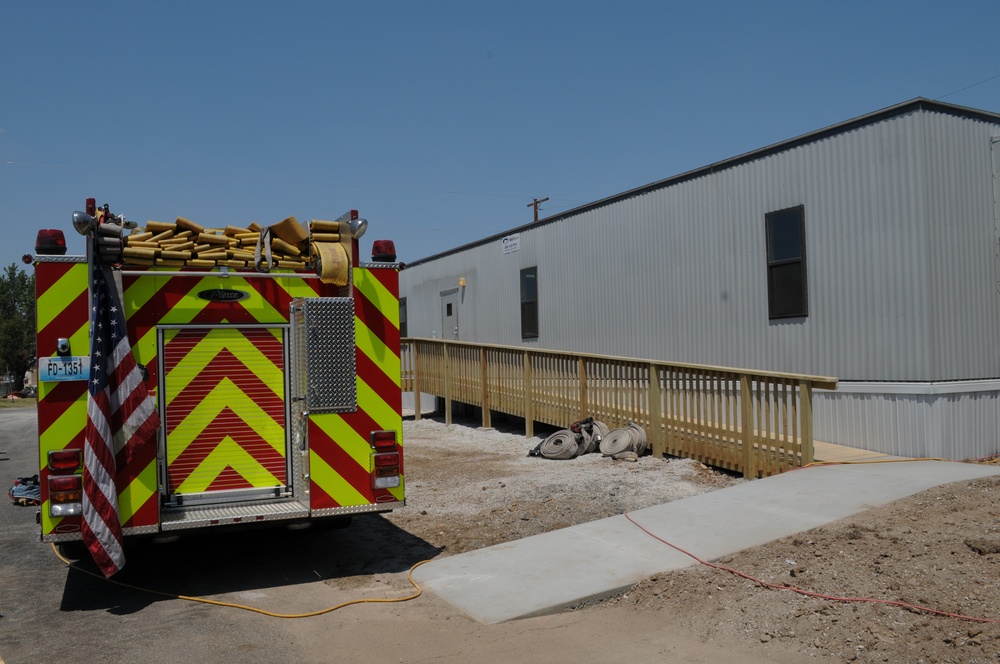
[501,233,520,255]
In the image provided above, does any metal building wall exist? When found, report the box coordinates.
[400,105,1000,384]
[813,382,1000,460]
[922,113,1000,379]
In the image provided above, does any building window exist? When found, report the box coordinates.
[765,205,808,319]
[399,297,407,337]
[520,266,538,339]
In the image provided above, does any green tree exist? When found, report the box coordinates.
[0,264,36,391]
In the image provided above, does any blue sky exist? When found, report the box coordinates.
[3,1,1000,270]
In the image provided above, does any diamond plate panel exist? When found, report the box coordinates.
[292,297,357,413]
[160,499,310,531]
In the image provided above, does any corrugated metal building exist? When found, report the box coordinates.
[399,99,1000,460]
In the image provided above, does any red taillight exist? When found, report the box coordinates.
[350,209,358,221]
[48,474,83,516]
[372,240,396,262]
[49,475,83,502]
[49,475,80,492]
[35,229,67,256]
[86,197,97,216]
[371,430,401,490]
[371,430,397,451]
[372,451,401,489]
[48,449,83,471]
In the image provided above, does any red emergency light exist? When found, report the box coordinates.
[372,240,396,262]
[35,229,67,256]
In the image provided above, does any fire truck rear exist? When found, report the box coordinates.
[29,199,404,560]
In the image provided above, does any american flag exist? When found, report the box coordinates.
[82,263,161,577]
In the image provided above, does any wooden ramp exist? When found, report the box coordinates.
[813,440,901,463]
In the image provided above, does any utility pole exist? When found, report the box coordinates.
[527,197,549,223]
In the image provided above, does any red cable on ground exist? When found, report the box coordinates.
[623,512,1000,625]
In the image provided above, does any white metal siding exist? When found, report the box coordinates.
[922,113,1000,379]
[401,107,1000,383]
[814,382,1000,460]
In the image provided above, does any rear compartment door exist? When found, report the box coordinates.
[160,325,290,505]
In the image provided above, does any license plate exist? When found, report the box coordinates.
[39,356,90,382]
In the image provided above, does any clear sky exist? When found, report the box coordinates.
[3,1,1000,270]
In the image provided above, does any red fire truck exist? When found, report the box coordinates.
[30,199,403,564]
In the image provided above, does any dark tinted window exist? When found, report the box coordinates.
[766,207,803,261]
[520,267,538,339]
[765,206,807,319]
[399,297,407,337]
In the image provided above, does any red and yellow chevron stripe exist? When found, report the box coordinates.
[309,266,404,510]
[36,260,90,538]
[36,260,402,540]
[162,327,288,496]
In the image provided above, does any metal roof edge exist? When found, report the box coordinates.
[404,98,1000,269]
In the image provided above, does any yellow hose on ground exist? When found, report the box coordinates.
[51,543,429,618]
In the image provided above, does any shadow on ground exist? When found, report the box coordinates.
[58,513,440,615]
[404,410,562,440]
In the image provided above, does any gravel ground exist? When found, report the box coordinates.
[385,415,744,554]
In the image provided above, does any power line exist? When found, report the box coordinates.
[0,160,556,202]
[935,73,1000,100]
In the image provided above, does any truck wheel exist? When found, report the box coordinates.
[325,516,352,530]
[57,540,89,560]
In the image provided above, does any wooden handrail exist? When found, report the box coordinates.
[402,337,838,390]
[400,338,838,478]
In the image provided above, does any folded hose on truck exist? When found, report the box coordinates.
[97,222,124,263]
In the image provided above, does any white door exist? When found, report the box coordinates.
[440,289,459,340]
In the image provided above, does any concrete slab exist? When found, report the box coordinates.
[412,460,1000,624]
[411,527,685,624]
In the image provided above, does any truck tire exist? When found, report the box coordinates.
[323,516,353,530]
[57,540,89,560]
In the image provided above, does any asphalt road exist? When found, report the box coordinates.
[0,407,439,664]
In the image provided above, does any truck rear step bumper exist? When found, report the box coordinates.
[160,499,310,531]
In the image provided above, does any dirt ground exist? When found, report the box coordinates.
[384,416,1000,664]
[605,473,1000,663]
[4,407,1000,663]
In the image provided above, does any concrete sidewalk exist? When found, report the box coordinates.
[412,460,1000,624]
